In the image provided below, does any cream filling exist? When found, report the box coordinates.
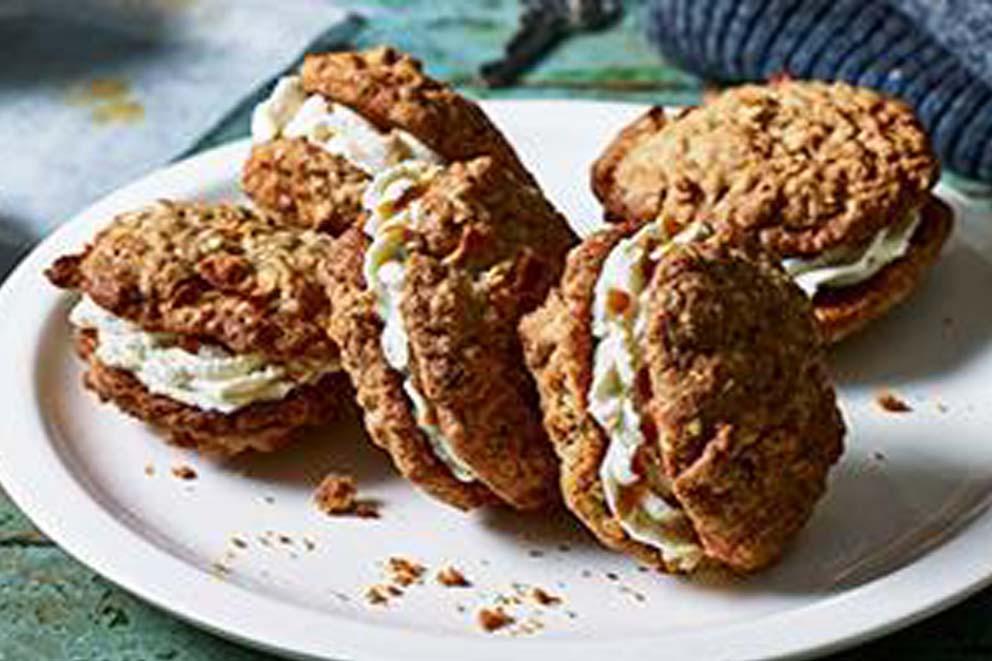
[588,223,704,571]
[69,296,337,415]
[361,162,476,483]
[783,210,922,296]
[251,75,442,176]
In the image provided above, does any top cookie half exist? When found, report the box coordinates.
[46,201,339,364]
[243,46,534,234]
[592,80,939,257]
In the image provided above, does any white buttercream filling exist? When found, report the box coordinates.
[361,162,477,483]
[588,223,704,571]
[70,296,337,414]
[251,75,442,176]
[783,210,922,296]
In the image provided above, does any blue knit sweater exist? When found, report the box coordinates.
[644,0,992,182]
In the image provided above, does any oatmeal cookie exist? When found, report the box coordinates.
[46,201,347,455]
[324,157,576,510]
[520,223,844,572]
[592,80,948,342]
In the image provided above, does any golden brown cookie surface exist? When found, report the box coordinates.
[520,224,844,572]
[593,81,938,256]
[645,238,844,571]
[325,227,498,511]
[242,138,370,234]
[324,157,576,510]
[46,201,339,363]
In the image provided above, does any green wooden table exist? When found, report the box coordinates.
[5,1,991,658]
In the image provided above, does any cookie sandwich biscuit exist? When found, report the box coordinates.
[324,157,576,511]
[521,222,845,572]
[592,80,950,342]
[46,201,350,456]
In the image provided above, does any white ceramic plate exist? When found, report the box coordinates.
[2,100,992,661]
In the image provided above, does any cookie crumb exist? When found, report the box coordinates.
[171,465,197,480]
[366,584,402,605]
[387,557,426,586]
[530,587,561,606]
[314,474,381,518]
[436,566,470,587]
[527,549,544,558]
[877,391,912,413]
[478,607,514,632]
[144,464,155,476]
[314,474,356,513]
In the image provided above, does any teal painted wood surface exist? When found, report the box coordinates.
[4,1,991,658]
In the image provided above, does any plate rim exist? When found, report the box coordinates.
[1,99,991,660]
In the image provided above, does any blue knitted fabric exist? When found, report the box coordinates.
[644,0,992,182]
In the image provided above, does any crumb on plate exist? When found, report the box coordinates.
[171,464,197,480]
[314,474,381,518]
[366,583,402,605]
[478,607,515,632]
[437,566,471,587]
[530,587,561,606]
[387,557,426,586]
[877,390,912,413]
[314,474,356,513]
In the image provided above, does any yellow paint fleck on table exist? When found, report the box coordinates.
[66,78,145,126]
